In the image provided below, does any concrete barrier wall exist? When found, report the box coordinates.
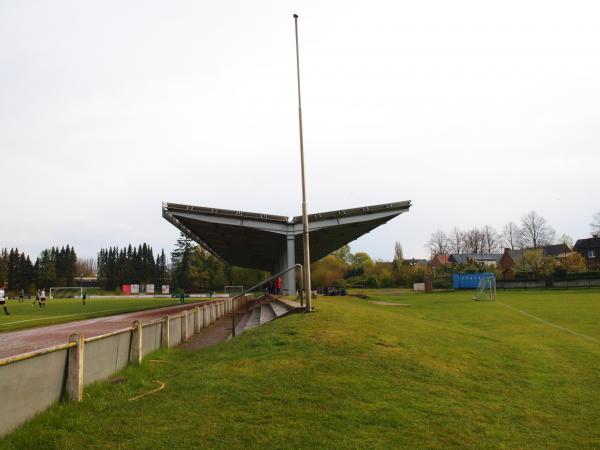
[84,331,132,386]
[0,349,68,437]
[553,279,600,288]
[142,322,162,357]
[169,318,182,347]
[0,297,253,438]
[497,279,600,289]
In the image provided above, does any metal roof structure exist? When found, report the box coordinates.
[163,200,411,292]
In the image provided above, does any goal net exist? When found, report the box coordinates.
[473,277,496,301]
[224,285,244,297]
[49,287,83,299]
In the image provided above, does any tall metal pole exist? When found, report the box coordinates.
[293,14,312,312]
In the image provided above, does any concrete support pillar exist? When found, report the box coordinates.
[182,311,188,342]
[66,334,84,402]
[194,307,201,333]
[161,316,170,348]
[131,320,142,365]
[284,235,296,295]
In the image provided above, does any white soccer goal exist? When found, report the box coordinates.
[49,287,83,299]
[224,285,244,297]
[473,277,496,301]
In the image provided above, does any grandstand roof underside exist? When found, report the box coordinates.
[162,201,411,272]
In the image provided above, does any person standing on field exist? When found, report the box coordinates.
[0,287,9,315]
[39,289,46,308]
[19,288,25,303]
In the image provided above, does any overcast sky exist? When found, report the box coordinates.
[1,0,599,262]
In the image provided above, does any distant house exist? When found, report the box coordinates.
[498,249,523,279]
[498,243,574,279]
[430,254,449,268]
[405,258,430,268]
[541,243,572,258]
[449,253,502,267]
[573,236,600,269]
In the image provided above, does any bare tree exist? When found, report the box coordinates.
[520,211,555,248]
[463,228,484,254]
[557,234,574,248]
[501,222,522,249]
[592,211,600,236]
[481,225,500,253]
[393,241,404,263]
[426,230,448,257]
[447,227,464,255]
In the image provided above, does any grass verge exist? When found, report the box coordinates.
[2,289,600,448]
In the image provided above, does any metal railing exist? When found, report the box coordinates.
[231,264,306,337]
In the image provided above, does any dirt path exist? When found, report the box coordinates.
[0,300,220,360]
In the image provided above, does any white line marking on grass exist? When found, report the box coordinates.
[497,301,599,344]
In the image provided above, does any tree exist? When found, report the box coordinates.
[591,211,600,236]
[447,227,464,255]
[426,230,448,257]
[522,251,555,278]
[520,211,555,248]
[311,255,347,287]
[170,232,196,291]
[393,242,404,263]
[331,245,352,265]
[557,234,574,249]
[501,222,522,250]
[463,228,484,254]
[481,225,500,253]
[564,253,586,273]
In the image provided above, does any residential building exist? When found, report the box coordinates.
[573,236,600,269]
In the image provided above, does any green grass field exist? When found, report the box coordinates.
[2,289,600,449]
[0,297,188,333]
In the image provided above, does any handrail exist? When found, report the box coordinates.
[231,264,305,337]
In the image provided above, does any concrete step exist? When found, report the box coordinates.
[235,310,252,336]
[259,303,276,326]
[270,300,292,317]
[245,307,261,330]
[276,298,303,311]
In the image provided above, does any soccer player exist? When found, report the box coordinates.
[19,288,24,303]
[0,287,9,315]
[39,289,46,308]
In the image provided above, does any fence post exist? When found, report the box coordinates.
[194,306,201,333]
[161,316,170,348]
[66,334,84,402]
[131,320,142,365]
[202,306,209,328]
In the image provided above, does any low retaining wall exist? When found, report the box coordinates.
[0,297,252,437]
[496,279,600,289]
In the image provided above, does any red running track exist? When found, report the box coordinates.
[0,301,216,360]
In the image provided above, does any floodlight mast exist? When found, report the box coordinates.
[293,14,312,312]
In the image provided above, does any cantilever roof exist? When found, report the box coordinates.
[163,200,411,272]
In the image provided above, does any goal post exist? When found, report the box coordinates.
[224,285,244,297]
[473,276,496,301]
[49,287,84,299]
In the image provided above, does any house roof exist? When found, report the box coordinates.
[574,236,600,251]
[449,253,502,264]
[543,243,572,256]
[431,254,449,265]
